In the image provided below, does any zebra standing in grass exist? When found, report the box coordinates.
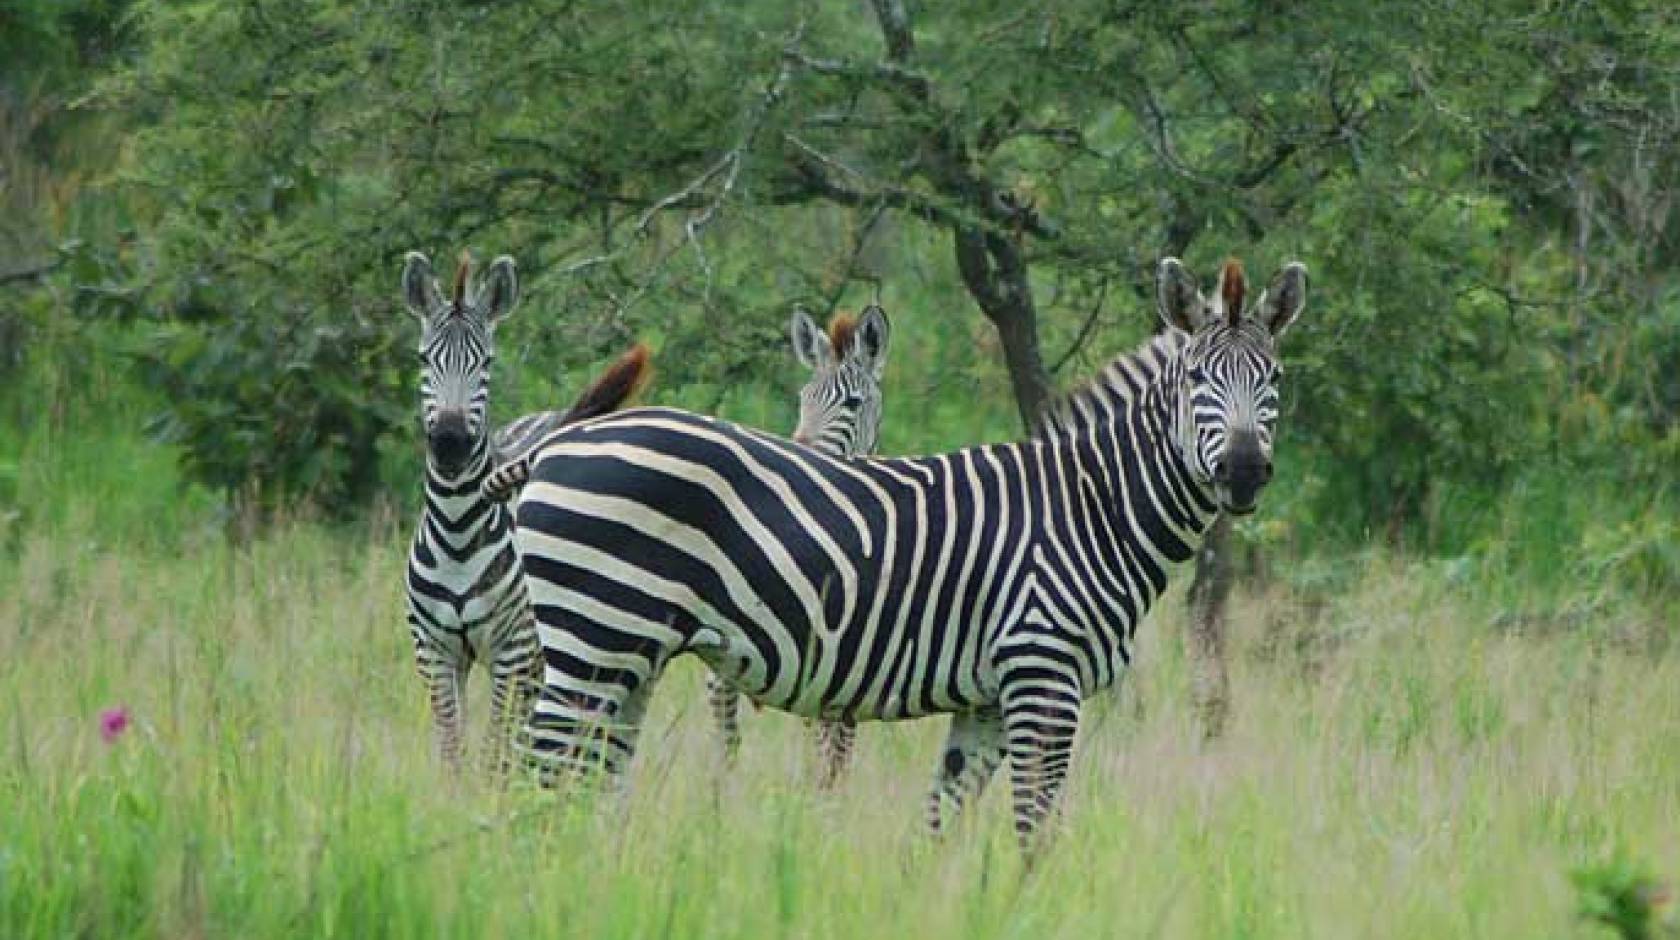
[704,304,890,786]
[401,250,649,772]
[497,257,1305,845]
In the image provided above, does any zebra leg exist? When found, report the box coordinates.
[813,719,857,790]
[1001,675,1083,853]
[523,677,651,786]
[482,621,540,781]
[704,672,742,765]
[520,611,666,787]
[923,707,1005,835]
[414,638,469,772]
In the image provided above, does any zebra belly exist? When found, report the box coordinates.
[695,601,997,723]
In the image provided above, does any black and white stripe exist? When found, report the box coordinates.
[510,258,1306,845]
[402,250,647,774]
[704,304,891,786]
[402,251,528,773]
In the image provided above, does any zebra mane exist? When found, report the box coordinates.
[828,313,858,357]
[1035,331,1186,439]
[451,251,472,308]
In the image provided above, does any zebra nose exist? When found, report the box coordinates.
[1223,453,1269,509]
[429,411,474,466]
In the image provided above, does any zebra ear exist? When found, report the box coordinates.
[1256,262,1308,340]
[790,307,833,370]
[477,255,519,325]
[1155,257,1208,333]
[852,304,891,379]
[401,251,442,320]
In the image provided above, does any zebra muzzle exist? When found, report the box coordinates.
[428,411,475,469]
[1215,433,1271,514]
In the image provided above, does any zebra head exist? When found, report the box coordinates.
[789,304,890,456]
[1156,257,1308,516]
[401,251,519,478]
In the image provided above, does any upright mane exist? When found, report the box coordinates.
[827,313,858,358]
[1036,331,1186,439]
[451,251,472,309]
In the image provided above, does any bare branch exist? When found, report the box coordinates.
[545,20,806,312]
[783,51,931,103]
[0,258,62,286]
[1050,277,1110,375]
[820,202,889,317]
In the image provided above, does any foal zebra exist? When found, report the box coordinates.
[401,250,648,772]
[503,258,1306,845]
[704,304,890,785]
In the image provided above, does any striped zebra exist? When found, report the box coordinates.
[704,304,890,785]
[401,250,649,773]
[501,257,1306,845]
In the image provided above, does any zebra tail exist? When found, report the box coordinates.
[562,343,652,424]
[482,458,530,504]
[480,343,651,505]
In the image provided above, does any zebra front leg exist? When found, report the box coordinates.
[704,672,742,766]
[813,719,857,789]
[483,626,540,781]
[414,638,469,772]
[1001,675,1083,853]
[923,707,1005,835]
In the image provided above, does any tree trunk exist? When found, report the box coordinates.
[951,225,1053,427]
[1185,513,1234,741]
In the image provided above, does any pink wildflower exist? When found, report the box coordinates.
[99,707,131,744]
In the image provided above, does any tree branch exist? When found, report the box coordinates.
[782,51,931,103]
[869,0,916,64]
[1050,277,1110,375]
[0,258,63,286]
[548,22,805,298]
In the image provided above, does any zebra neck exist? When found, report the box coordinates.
[422,444,501,527]
[1064,374,1221,568]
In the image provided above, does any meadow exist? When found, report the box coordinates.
[2,411,1676,938]
[5,4,1680,934]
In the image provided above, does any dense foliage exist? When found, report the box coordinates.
[2,1,1676,577]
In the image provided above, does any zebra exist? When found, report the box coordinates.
[499,257,1306,846]
[401,249,649,773]
[704,304,890,786]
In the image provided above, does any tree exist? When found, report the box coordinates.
[98,0,1676,548]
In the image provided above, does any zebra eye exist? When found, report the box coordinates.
[1188,366,1208,384]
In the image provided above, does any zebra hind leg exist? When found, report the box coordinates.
[813,719,857,790]
[1000,673,1083,855]
[519,610,667,789]
[923,706,1005,835]
[704,672,742,766]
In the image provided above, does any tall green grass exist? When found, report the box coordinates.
[1,502,1676,937]
[1,301,1675,938]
